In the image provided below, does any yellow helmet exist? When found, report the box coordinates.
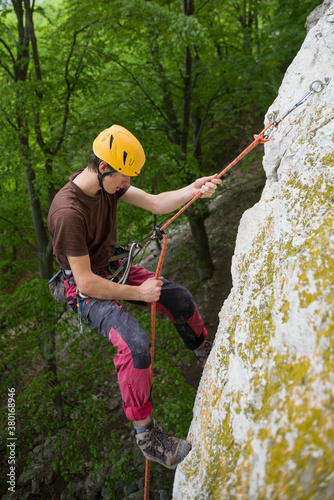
[92,124,145,177]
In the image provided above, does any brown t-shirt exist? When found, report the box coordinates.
[48,171,129,269]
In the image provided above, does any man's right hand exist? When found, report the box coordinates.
[138,277,163,303]
[67,254,164,303]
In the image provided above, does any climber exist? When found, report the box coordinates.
[47,124,221,469]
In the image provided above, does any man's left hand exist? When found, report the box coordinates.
[193,175,222,198]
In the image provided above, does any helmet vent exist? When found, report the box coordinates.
[123,151,128,165]
[109,135,114,150]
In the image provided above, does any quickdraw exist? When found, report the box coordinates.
[255,77,331,143]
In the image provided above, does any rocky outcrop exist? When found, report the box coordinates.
[173,1,334,499]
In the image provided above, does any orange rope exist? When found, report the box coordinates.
[160,121,275,233]
[143,120,274,499]
[144,233,168,500]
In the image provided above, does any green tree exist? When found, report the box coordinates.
[0,0,99,279]
[0,0,98,420]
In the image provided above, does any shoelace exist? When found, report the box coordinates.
[195,341,211,357]
[147,425,178,453]
[202,342,211,355]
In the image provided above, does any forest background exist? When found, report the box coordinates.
[0,0,322,498]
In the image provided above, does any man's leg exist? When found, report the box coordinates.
[64,279,192,468]
[82,297,153,421]
[82,298,192,469]
[156,281,213,366]
[64,278,152,420]
[128,265,209,352]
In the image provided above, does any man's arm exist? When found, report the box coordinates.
[67,254,163,302]
[121,175,222,215]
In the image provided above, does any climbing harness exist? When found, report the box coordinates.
[48,243,142,335]
[143,77,330,500]
[74,243,142,333]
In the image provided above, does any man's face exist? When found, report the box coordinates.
[103,172,130,194]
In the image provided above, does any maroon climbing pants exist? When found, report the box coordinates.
[64,264,207,421]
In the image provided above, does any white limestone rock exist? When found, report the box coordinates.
[173,1,334,498]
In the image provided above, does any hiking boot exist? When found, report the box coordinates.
[194,340,212,367]
[135,419,192,469]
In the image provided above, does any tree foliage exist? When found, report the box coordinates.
[0,0,321,285]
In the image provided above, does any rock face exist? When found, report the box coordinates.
[173,2,334,499]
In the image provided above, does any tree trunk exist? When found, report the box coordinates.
[13,0,64,420]
[186,204,214,281]
[180,0,215,281]
[181,46,192,153]
[38,313,64,422]
[20,137,63,419]
[45,157,57,210]
[21,145,53,279]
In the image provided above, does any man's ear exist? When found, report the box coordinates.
[98,161,109,174]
